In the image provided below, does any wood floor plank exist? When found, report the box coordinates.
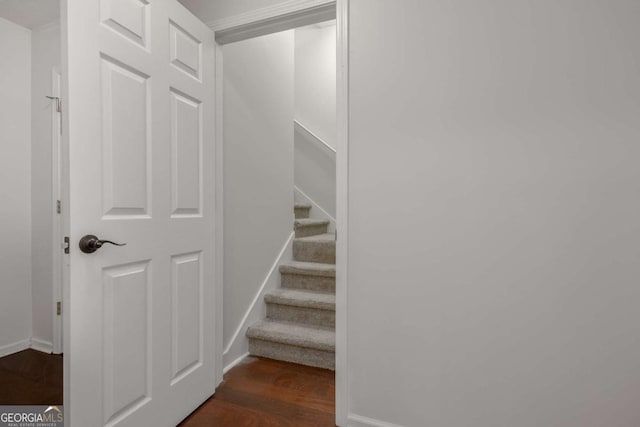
[179,356,335,427]
[0,350,63,405]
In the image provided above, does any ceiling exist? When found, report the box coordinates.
[177,0,292,26]
[0,0,59,29]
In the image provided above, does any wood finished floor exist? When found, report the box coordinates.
[179,356,336,427]
[0,349,63,405]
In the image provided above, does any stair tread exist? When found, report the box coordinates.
[265,288,335,310]
[247,320,335,352]
[294,233,335,242]
[280,261,335,277]
[294,218,330,227]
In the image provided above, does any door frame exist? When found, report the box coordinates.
[209,0,349,424]
[51,66,64,355]
[61,1,71,413]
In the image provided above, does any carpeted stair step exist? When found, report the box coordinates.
[265,288,335,327]
[280,261,336,293]
[294,203,312,219]
[247,320,335,370]
[294,218,329,238]
[293,233,335,264]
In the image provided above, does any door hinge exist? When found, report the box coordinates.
[46,96,61,113]
[56,200,61,214]
[64,236,70,254]
[56,301,62,316]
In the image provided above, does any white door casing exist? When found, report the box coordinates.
[64,0,217,425]
[52,67,63,355]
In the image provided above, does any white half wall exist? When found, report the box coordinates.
[31,22,60,351]
[347,1,640,426]
[223,30,294,353]
[0,17,32,353]
[294,121,336,219]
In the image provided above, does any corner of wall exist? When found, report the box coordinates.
[30,338,53,354]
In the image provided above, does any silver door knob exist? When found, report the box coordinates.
[79,235,126,253]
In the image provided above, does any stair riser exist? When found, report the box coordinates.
[281,273,335,293]
[294,206,311,219]
[293,241,336,264]
[249,339,335,370]
[267,304,335,328]
[295,223,328,238]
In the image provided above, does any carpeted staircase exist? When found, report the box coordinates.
[246,203,336,370]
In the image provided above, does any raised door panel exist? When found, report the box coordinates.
[170,252,203,384]
[169,21,201,80]
[101,0,150,48]
[101,56,151,218]
[170,89,202,217]
[102,261,152,426]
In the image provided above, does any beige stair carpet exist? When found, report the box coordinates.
[246,202,336,370]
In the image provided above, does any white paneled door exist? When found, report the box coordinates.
[65,0,217,425]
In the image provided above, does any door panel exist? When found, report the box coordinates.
[170,251,202,383]
[169,21,201,79]
[102,261,151,425]
[65,0,217,425]
[170,89,202,217]
[101,57,151,217]
[101,0,150,48]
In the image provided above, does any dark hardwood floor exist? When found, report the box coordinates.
[0,351,334,426]
[179,356,335,427]
[0,349,63,405]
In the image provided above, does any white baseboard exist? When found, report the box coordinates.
[223,352,249,375]
[295,186,336,233]
[30,338,53,354]
[0,339,31,358]
[222,232,295,371]
[348,414,404,427]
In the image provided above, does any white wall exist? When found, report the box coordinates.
[31,22,60,349]
[295,23,336,149]
[0,17,32,355]
[347,1,640,426]
[223,30,294,365]
[294,22,336,218]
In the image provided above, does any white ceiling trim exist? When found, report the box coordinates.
[210,0,336,44]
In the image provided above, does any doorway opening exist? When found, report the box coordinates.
[192,3,343,423]
[0,0,63,406]
[221,17,337,367]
